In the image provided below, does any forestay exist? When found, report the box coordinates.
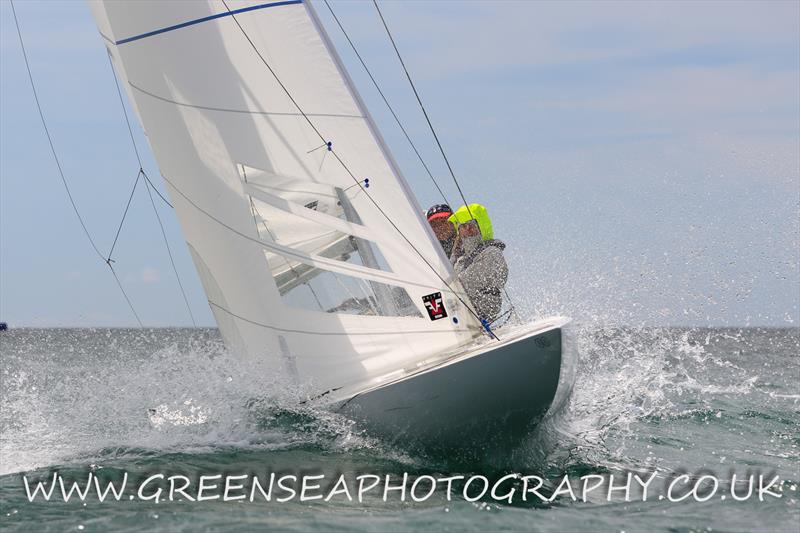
[89,0,483,395]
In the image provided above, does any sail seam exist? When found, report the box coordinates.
[98,31,115,45]
[208,301,474,336]
[114,0,303,45]
[129,81,364,119]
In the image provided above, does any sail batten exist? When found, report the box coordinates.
[130,80,366,119]
[90,0,481,394]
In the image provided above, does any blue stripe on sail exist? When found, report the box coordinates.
[115,0,303,45]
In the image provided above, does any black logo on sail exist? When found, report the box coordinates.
[422,292,447,321]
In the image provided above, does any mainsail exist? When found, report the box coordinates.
[89,0,483,394]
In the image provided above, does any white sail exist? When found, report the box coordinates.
[88,0,482,395]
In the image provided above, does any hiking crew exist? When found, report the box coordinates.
[426,203,508,321]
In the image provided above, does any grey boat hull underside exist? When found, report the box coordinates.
[335,323,571,456]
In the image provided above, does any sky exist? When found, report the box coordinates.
[1,0,798,328]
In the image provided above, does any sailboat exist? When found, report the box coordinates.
[88,0,576,454]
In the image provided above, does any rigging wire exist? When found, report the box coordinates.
[105,53,197,327]
[108,264,143,326]
[371,0,473,219]
[322,0,449,206]
[107,169,142,262]
[107,52,143,168]
[372,0,521,323]
[11,0,104,262]
[220,0,498,340]
[143,172,197,327]
[10,0,142,326]
[106,52,174,210]
[141,171,173,209]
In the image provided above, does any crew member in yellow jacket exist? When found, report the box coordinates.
[426,203,508,321]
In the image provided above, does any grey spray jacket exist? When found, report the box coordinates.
[452,239,508,321]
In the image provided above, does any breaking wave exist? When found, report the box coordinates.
[2,325,795,478]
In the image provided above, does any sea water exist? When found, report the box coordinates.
[0,326,797,531]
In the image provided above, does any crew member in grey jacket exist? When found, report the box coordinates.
[449,218,508,322]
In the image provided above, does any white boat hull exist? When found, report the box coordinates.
[332,317,577,456]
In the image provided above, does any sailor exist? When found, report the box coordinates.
[448,204,508,322]
[425,203,457,257]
